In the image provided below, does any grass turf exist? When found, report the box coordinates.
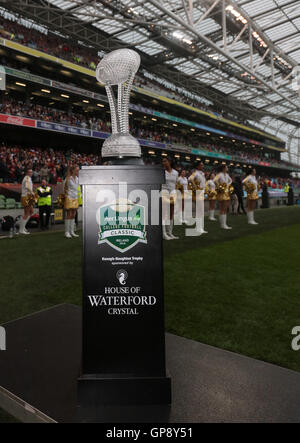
[0,206,300,369]
[165,223,300,372]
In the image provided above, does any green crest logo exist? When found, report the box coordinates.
[98,199,147,252]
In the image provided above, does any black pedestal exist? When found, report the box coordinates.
[78,165,171,406]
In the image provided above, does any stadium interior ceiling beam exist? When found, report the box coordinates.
[229,0,297,67]
[149,64,270,121]
[262,14,300,32]
[191,1,295,84]
[147,0,300,112]
[251,0,299,19]
[232,67,297,100]
[216,2,296,75]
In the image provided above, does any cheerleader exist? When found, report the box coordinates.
[176,170,188,224]
[64,164,80,239]
[162,156,179,240]
[20,167,34,235]
[206,172,217,221]
[189,161,207,234]
[243,168,259,225]
[214,165,232,230]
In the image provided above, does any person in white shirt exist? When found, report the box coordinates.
[162,156,179,240]
[214,165,232,230]
[206,172,217,221]
[20,168,34,235]
[189,161,207,235]
[243,168,259,225]
[176,169,188,224]
[64,164,80,239]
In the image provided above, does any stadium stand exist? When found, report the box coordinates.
[0,95,294,173]
[0,6,299,206]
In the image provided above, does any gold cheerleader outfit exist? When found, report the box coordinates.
[243,176,259,200]
[162,168,179,240]
[162,168,179,205]
[206,179,217,201]
[176,176,188,200]
[21,175,36,207]
[189,170,205,202]
[188,169,206,234]
[214,173,233,201]
[64,176,79,210]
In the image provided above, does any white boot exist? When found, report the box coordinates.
[220,214,232,230]
[180,212,188,225]
[201,216,208,234]
[65,219,72,239]
[19,217,30,235]
[162,222,172,240]
[168,220,179,240]
[190,219,202,236]
[70,219,79,238]
[24,219,29,233]
[209,210,217,221]
[196,217,208,234]
[248,211,258,225]
[219,214,225,229]
[252,212,258,225]
[224,214,232,230]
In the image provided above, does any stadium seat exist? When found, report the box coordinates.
[5,198,16,209]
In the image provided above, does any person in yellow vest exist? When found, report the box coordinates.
[37,179,52,230]
[284,183,289,193]
[78,184,82,206]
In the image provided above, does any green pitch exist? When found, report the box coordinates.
[1,206,300,375]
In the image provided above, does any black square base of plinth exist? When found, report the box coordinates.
[77,375,171,407]
[2,304,300,423]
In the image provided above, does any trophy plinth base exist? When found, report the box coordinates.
[102,133,141,159]
[77,374,172,406]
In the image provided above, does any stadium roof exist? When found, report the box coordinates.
[2,0,300,163]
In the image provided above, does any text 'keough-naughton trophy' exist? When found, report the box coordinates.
[96,49,141,158]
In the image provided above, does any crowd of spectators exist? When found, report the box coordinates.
[1,144,299,192]
[0,96,284,167]
[0,98,111,132]
[0,16,98,70]
[0,144,101,184]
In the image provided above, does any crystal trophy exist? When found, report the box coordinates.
[96,48,141,158]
